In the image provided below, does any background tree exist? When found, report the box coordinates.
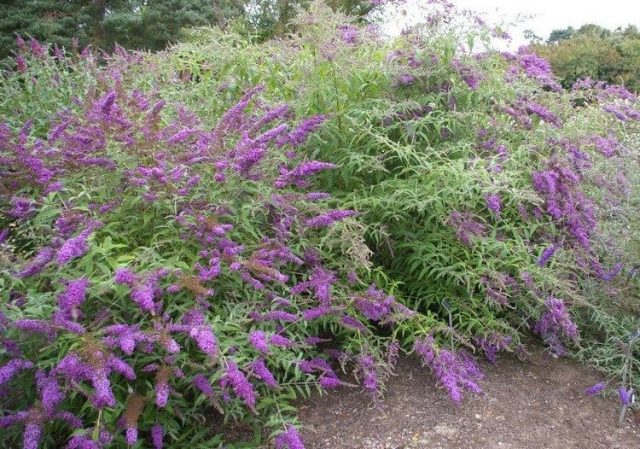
[532,23,640,91]
[0,1,92,58]
[0,0,378,58]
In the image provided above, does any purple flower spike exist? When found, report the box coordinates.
[537,243,559,267]
[585,382,606,397]
[151,424,163,449]
[485,193,501,215]
[618,387,634,406]
[0,359,34,386]
[220,361,256,410]
[274,425,305,449]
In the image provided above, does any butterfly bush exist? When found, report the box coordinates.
[0,43,441,448]
[3,1,640,445]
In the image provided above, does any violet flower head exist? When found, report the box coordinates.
[274,160,336,188]
[193,374,214,397]
[585,382,606,397]
[65,435,101,449]
[58,278,90,317]
[396,74,417,87]
[537,243,559,267]
[485,193,501,215]
[415,336,483,403]
[250,358,278,387]
[618,387,634,406]
[304,210,357,228]
[447,211,486,246]
[534,297,579,355]
[189,325,218,356]
[274,425,305,449]
[220,361,256,410]
[114,267,136,285]
[0,359,34,386]
[249,330,270,354]
[36,370,64,414]
[522,101,561,127]
[341,315,367,332]
[17,247,55,278]
[354,285,396,322]
[151,424,163,449]
[23,422,43,449]
[57,228,94,265]
[155,367,171,408]
[285,115,326,148]
[338,24,359,45]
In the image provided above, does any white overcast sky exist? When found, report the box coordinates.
[385,0,640,48]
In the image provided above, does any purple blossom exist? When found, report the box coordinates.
[396,74,417,86]
[447,211,486,246]
[290,115,326,146]
[274,161,336,188]
[0,359,34,386]
[339,24,359,45]
[485,193,501,215]
[305,210,357,228]
[220,361,256,410]
[14,319,56,338]
[155,378,170,407]
[36,370,63,413]
[592,135,620,158]
[319,375,342,389]
[274,425,305,449]
[17,247,55,278]
[451,59,482,90]
[354,285,396,322]
[130,284,156,312]
[522,101,561,127]
[260,310,298,322]
[585,382,606,396]
[151,424,163,449]
[341,315,367,332]
[57,278,90,317]
[475,334,511,364]
[57,229,93,265]
[65,435,101,449]
[250,358,279,387]
[24,422,43,449]
[537,243,559,267]
[193,374,214,397]
[414,336,483,403]
[126,427,138,446]
[302,306,333,321]
[619,387,634,406]
[534,297,579,354]
[270,334,293,348]
[189,325,218,356]
[249,330,270,354]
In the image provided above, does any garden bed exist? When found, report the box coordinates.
[299,347,640,448]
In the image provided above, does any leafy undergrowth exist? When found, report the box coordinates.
[1,1,640,448]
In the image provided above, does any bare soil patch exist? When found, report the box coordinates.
[298,348,640,449]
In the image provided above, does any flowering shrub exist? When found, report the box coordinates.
[0,42,443,448]
[2,1,640,447]
[153,0,640,403]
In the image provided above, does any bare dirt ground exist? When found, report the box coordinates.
[298,348,640,449]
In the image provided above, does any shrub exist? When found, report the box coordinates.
[2,1,640,448]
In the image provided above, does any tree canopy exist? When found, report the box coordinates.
[0,0,377,58]
[532,24,640,91]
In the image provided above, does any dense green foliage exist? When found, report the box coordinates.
[532,24,640,92]
[2,1,640,448]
